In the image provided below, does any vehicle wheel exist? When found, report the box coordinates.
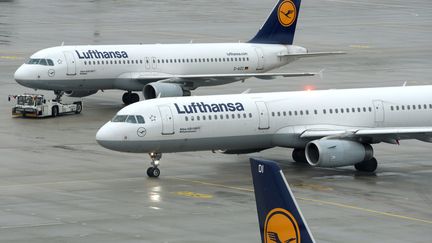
[354,157,377,172]
[131,93,140,103]
[52,106,59,117]
[122,92,131,105]
[75,102,82,114]
[292,148,307,163]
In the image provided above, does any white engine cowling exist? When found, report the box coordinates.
[305,139,373,167]
[65,90,97,97]
[143,83,188,99]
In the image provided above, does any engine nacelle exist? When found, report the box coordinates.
[305,139,373,167]
[65,90,98,98]
[143,83,188,99]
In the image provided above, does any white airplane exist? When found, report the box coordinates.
[96,85,432,177]
[13,0,342,105]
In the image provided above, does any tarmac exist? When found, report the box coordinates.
[0,0,431,242]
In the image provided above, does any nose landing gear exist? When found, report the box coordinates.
[147,152,162,178]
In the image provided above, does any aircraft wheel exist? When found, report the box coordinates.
[146,167,160,178]
[122,92,131,105]
[131,93,140,103]
[52,106,59,117]
[292,148,307,163]
[354,157,377,172]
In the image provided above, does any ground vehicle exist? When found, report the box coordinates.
[9,94,82,117]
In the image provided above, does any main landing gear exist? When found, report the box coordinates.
[292,148,308,163]
[354,157,378,172]
[122,91,140,105]
[146,152,161,178]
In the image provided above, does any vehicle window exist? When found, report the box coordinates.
[25,96,34,106]
[126,115,137,123]
[112,115,128,122]
[47,59,54,66]
[136,115,145,124]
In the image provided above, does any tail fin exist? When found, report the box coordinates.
[250,158,315,243]
[249,0,302,45]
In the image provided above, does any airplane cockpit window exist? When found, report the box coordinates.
[26,58,55,66]
[126,115,137,124]
[136,115,145,124]
[111,115,128,122]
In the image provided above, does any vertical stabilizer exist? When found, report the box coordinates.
[250,158,315,243]
[249,0,302,45]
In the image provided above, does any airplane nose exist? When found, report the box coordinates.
[96,122,124,151]
[14,65,31,87]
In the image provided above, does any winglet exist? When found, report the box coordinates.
[250,158,315,243]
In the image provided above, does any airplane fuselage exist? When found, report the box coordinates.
[96,85,432,154]
[14,43,306,92]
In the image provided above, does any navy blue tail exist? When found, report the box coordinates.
[249,0,301,45]
[250,158,315,243]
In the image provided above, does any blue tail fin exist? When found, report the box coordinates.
[249,0,302,44]
[250,158,315,243]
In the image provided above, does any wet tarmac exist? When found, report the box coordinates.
[0,0,431,242]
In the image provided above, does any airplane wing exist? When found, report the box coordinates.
[298,126,432,143]
[120,71,316,89]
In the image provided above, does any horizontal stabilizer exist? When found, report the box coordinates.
[278,51,346,58]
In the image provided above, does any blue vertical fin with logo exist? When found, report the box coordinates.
[250,158,315,243]
[249,0,301,44]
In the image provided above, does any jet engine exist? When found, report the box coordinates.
[143,83,189,99]
[305,139,373,167]
[65,90,98,98]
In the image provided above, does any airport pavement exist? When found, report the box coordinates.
[0,0,431,242]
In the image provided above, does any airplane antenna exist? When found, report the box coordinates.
[242,89,251,94]
[190,40,194,43]
[61,41,64,46]
[402,81,407,86]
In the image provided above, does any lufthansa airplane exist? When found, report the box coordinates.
[96,85,432,177]
[13,0,341,105]
[250,158,315,243]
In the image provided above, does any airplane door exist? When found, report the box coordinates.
[256,101,269,130]
[373,100,385,125]
[254,48,264,70]
[63,51,76,75]
[145,57,150,70]
[158,106,174,135]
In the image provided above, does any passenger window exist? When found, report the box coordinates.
[249,113,252,118]
[220,114,224,119]
[111,115,128,122]
[197,116,200,121]
[300,110,303,115]
[185,116,188,121]
[237,114,241,118]
[271,112,275,116]
[243,113,247,118]
[283,111,287,116]
[232,114,235,119]
[203,116,206,120]
[277,112,280,116]
[368,107,372,112]
[390,106,394,111]
[214,115,218,120]
[136,115,145,124]
[226,114,229,119]
[208,115,212,120]
[126,115,137,123]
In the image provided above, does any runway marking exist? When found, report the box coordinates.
[172,177,432,225]
[0,55,21,60]
[175,191,213,199]
[349,45,370,49]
